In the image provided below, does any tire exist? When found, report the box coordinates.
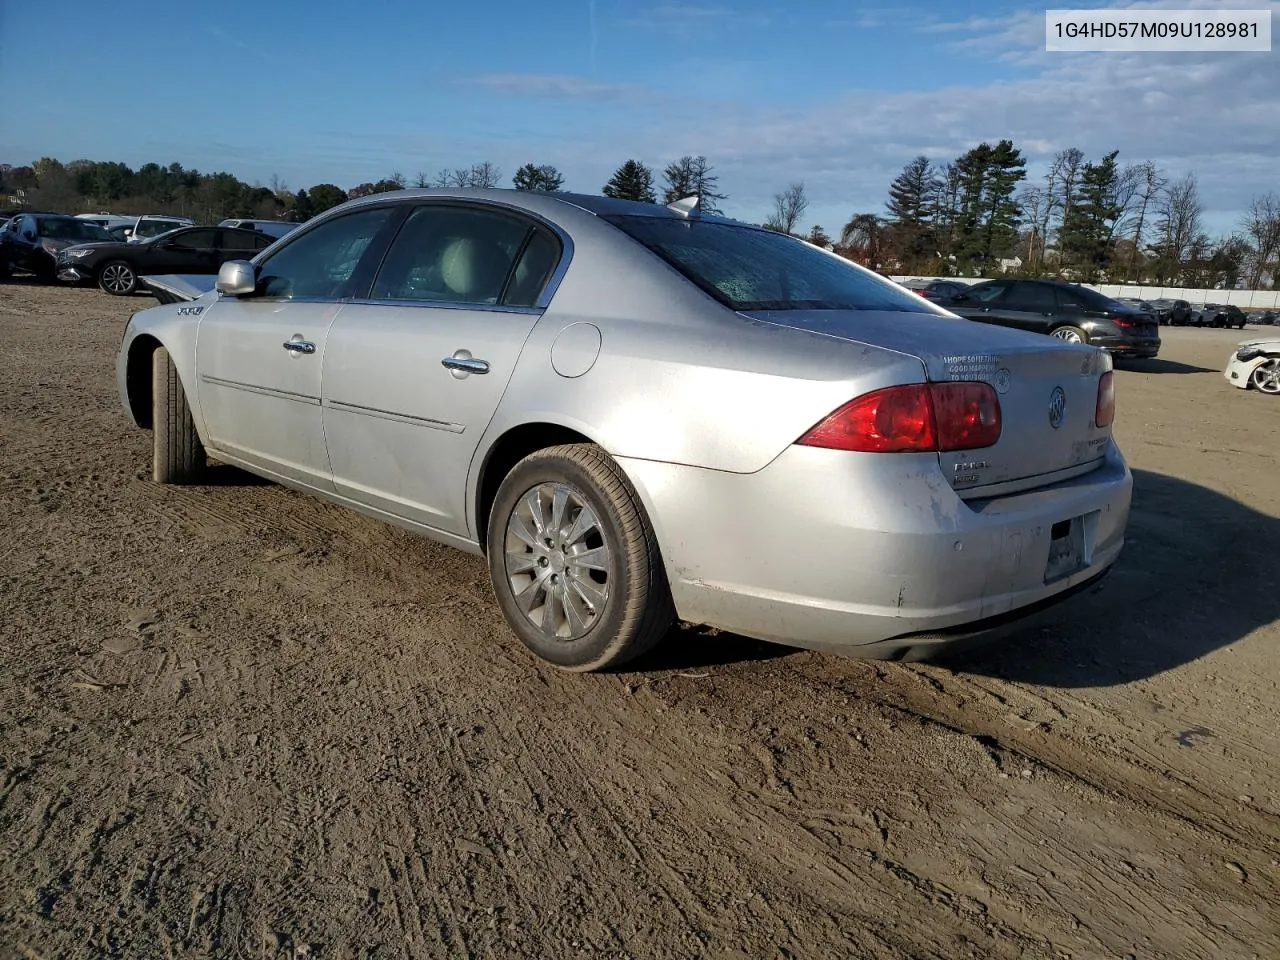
[486,443,674,672]
[151,347,205,484]
[99,260,137,295]
[1049,325,1088,345]
[0,258,10,280]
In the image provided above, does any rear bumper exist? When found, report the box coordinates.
[619,442,1132,657]
[1092,334,1160,358]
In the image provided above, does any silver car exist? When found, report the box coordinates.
[116,188,1132,671]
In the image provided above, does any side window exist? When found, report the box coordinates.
[257,207,396,300]
[369,205,528,304]
[504,229,560,307]
[1016,283,1057,310]
[218,229,262,253]
[969,282,1009,303]
[170,229,218,250]
[253,233,274,250]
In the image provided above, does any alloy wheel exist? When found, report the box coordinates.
[503,482,613,641]
[1252,360,1280,395]
[101,263,134,294]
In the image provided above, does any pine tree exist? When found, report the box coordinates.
[952,141,1025,273]
[602,159,657,203]
[886,155,942,270]
[1058,150,1123,279]
[512,163,565,192]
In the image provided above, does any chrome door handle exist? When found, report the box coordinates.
[282,338,315,355]
[441,356,490,374]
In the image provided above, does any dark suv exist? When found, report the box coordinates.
[945,278,1161,359]
[1148,298,1193,325]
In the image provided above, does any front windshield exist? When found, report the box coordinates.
[38,219,112,242]
[603,215,933,313]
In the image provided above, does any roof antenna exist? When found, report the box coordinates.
[666,195,700,218]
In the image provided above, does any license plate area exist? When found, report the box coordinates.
[1044,516,1087,583]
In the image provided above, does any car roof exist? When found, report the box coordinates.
[340,187,744,225]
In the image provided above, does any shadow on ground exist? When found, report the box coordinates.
[1117,358,1215,375]
[935,468,1280,687]
[200,462,274,487]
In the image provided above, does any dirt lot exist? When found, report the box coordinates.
[1,283,1277,960]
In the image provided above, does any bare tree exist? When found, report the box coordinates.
[1154,173,1203,283]
[413,171,431,188]
[434,162,504,189]
[389,171,407,189]
[1018,185,1048,273]
[1123,161,1166,280]
[766,182,808,235]
[1040,147,1084,258]
[1242,193,1280,288]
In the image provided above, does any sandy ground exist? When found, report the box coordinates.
[0,282,1277,960]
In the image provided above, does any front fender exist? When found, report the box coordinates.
[116,297,210,436]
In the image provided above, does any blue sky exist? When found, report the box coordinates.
[2,0,1277,234]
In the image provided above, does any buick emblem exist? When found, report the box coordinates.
[1048,386,1066,429]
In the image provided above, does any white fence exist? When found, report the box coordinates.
[891,277,1280,310]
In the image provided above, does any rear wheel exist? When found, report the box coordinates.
[1049,325,1088,344]
[1251,360,1280,395]
[486,443,674,672]
[100,260,137,295]
[151,347,205,483]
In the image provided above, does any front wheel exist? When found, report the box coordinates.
[99,260,137,295]
[1251,360,1280,395]
[486,443,674,671]
[151,347,206,483]
[1049,325,1088,344]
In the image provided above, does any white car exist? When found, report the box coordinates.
[1224,338,1280,395]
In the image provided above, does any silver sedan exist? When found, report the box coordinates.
[116,188,1132,671]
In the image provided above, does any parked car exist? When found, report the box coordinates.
[1251,310,1276,326]
[129,214,195,242]
[1193,303,1248,329]
[217,218,299,240]
[1116,297,1155,315]
[116,188,1132,671]
[1223,337,1280,395]
[1146,298,1194,325]
[76,213,138,232]
[0,213,113,281]
[901,278,971,303]
[57,225,277,295]
[945,278,1161,359]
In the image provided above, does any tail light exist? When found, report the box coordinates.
[1107,313,1140,328]
[797,382,1002,453]
[1095,371,1115,428]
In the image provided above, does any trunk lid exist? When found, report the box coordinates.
[741,308,1114,496]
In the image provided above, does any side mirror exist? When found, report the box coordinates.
[216,260,256,296]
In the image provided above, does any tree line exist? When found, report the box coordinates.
[779,144,1280,288]
[4,149,1276,289]
[0,154,728,224]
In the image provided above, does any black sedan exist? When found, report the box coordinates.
[1,213,114,282]
[1192,303,1248,329]
[945,278,1161,359]
[56,225,276,295]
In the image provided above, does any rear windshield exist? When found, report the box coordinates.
[603,215,931,312]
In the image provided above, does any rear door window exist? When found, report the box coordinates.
[369,204,532,305]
